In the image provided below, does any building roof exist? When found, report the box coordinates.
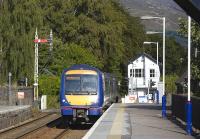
[128,53,159,65]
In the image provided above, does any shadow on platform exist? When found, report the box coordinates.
[124,103,171,110]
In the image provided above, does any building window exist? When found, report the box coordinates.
[130,69,135,77]
[135,69,143,77]
[150,69,155,77]
[130,69,132,77]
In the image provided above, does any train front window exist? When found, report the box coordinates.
[81,75,97,93]
[65,75,97,95]
[65,76,81,92]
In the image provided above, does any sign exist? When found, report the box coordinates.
[129,96,135,100]
[18,92,24,99]
[138,96,148,103]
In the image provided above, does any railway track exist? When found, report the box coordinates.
[53,128,69,139]
[0,113,52,134]
[52,124,92,139]
[0,113,60,139]
[0,112,92,139]
[16,116,61,139]
[19,121,92,139]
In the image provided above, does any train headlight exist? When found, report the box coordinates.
[62,99,65,102]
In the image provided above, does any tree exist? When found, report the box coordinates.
[165,74,178,94]
[178,18,200,96]
[178,18,200,78]
[0,0,146,97]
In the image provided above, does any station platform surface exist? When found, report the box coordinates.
[83,103,195,139]
[0,105,31,114]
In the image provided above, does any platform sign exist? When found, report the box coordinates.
[18,92,24,99]
[129,96,135,101]
[138,96,148,103]
[124,95,137,103]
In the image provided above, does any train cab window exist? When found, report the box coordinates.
[81,75,97,93]
[65,75,97,95]
[65,76,81,93]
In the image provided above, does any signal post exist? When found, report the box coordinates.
[33,28,53,101]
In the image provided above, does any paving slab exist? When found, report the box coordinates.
[83,103,195,139]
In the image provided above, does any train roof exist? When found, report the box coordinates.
[62,64,102,74]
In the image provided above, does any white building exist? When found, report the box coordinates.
[126,53,161,103]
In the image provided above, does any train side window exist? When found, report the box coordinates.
[102,74,105,93]
[105,78,110,96]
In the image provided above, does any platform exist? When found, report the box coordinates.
[0,105,32,130]
[0,105,30,114]
[83,103,195,139]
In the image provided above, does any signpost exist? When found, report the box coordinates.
[17,92,24,105]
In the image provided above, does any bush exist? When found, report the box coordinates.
[39,75,60,108]
[165,74,178,94]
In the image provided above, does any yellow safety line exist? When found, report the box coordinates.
[107,104,124,138]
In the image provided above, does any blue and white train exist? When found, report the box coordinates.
[60,64,119,123]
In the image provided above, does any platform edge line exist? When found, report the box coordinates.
[82,104,115,139]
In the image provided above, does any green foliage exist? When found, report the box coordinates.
[39,75,60,95]
[38,75,60,110]
[49,42,103,75]
[178,18,200,46]
[46,95,60,109]
[165,74,178,94]
[0,0,146,97]
[178,18,200,97]
[0,0,43,82]
[178,18,200,78]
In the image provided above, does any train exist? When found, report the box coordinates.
[60,64,119,123]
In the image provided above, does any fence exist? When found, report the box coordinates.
[172,94,200,130]
[46,95,59,109]
[0,87,8,105]
[0,86,33,106]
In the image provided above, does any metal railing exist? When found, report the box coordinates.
[172,94,200,130]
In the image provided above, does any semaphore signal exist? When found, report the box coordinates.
[33,28,53,101]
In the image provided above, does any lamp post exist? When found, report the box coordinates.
[141,16,166,117]
[146,31,163,34]
[143,41,159,65]
[186,16,192,135]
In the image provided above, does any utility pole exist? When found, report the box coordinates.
[33,28,53,101]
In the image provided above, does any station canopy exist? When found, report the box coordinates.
[174,0,200,24]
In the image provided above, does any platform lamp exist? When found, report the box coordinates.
[141,16,166,118]
[186,16,192,135]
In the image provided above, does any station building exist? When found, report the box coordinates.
[126,53,161,103]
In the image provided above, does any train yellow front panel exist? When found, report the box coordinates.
[66,70,97,75]
[65,95,98,105]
